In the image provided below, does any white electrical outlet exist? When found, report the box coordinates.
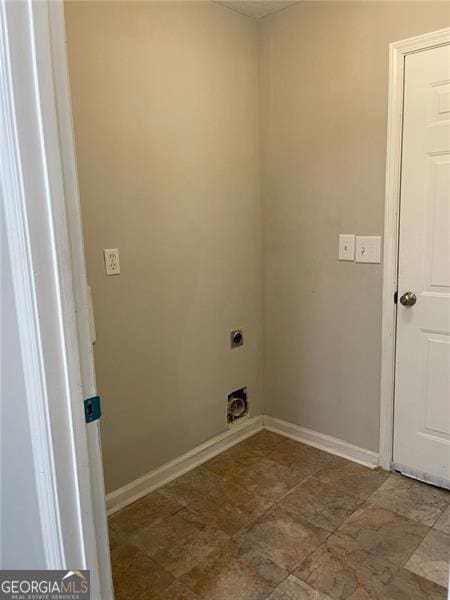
[338,234,355,261]
[104,248,120,275]
[355,236,381,263]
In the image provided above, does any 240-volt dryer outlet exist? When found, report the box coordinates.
[230,329,244,348]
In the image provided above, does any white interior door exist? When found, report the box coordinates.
[393,43,450,488]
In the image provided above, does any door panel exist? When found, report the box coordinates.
[429,158,450,287]
[424,337,450,437]
[394,44,450,488]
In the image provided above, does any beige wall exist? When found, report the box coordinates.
[66,1,450,492]
[259,2,450,452]
[65,1,262,493]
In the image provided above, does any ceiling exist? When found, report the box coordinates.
[215,1,300,19]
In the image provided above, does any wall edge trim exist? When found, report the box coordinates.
[106,413,381,516]
[106,415,264,515]
[264,415,379,468]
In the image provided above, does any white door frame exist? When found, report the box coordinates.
[0,1,113,596]
[379,27,450,471]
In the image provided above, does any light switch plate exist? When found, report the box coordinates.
[339,234,355,261]
[355,236,381,263]
[104,248,120,275]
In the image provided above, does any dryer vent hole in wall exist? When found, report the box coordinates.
[227,386,248,424]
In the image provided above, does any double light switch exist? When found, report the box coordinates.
[339,235,381,263]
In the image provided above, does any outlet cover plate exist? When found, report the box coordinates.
[104,248,120,275]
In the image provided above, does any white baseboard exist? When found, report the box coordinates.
[107,413,380,516]
[106,415,264,516]
[263,415,379,469]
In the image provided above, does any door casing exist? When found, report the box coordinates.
[379,27,450,472]
[0,1,113,596]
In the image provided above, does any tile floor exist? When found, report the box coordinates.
[108,430,450,599]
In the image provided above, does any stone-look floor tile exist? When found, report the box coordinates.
[108,523,126,553]
[316,462,388,501]
[131,509,229,577]
[108,449,450,599]
[295,534,398,600]
[108,490,183,535]
[237,430,285,456]
[380,568,448,600]
[186,479,273,535]
[234,505,328,571]
[181,540,288,600]
[280,477,362,532]
[405,529,450,588]
[110,543,174,600]
[336,504,429,565]
[159,467,224,507]
[200,444,260,479]
[369,474,450,526]
[434,506,450,534]
[230,458,312,503]
[268,438,346,472]
[268,575,334,600]
[152,580,200,600]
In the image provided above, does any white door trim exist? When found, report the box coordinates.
[379,27,450,471]
[0,0,64,568]
[47,3,114,596]
[0,1,113,596]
